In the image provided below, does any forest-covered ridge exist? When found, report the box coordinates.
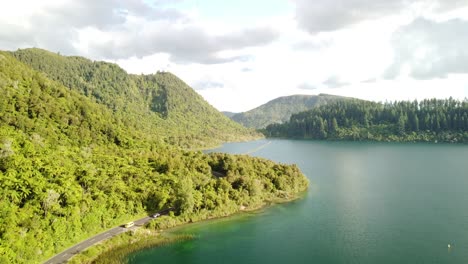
[222,111,238,118]
[230,94,348,129]
[11,48,260,149]
[0,50,308,263]
[264,98,468,143]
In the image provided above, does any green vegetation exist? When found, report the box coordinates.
[264,98,468,143]
[231,94,346,129]
[11,48,259,149]
[0,51,308,263]
[69,229,194,264]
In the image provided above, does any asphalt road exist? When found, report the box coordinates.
[43,216,153,264]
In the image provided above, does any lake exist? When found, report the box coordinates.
[129,139,468,263]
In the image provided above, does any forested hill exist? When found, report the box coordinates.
[231,94,346,129]
[11,48,259,148]
[264,98,468,143]
[0,51,308,263]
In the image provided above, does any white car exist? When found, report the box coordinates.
[152,213,160,218]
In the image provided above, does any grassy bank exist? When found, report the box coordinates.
[68,229,194,264]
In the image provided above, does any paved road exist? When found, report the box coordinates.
[43,216,153,264]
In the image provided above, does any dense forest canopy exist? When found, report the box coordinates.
[0,51,308,263]
[11,48,259,148]
[264,98,468,143]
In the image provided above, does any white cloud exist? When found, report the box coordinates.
[293,0,468,34]
[385,17,468,79]
[117,9,468,112]
[85,21,278,63]
[0,0,278,64]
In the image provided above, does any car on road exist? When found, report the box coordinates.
[151,213,161,218]
[124,222,134,228]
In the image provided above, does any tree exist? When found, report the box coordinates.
[330,117,338,135]
[413,114,419,132]
[42,189,60,216]
[175,175,195,215]
[317,117,327,139]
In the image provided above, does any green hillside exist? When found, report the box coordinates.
[231,94,345,129]
[0,51,308,263]
[11,48,259,148]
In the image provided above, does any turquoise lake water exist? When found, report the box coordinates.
[129,140,468,263]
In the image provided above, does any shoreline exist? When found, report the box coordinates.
[188,134,265,152]
[69,191,307,264]
[164,190,307,234]
[264,136,468,145]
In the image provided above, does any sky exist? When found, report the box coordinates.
[1,0,468,112]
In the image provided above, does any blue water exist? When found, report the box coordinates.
[130,139,468,263]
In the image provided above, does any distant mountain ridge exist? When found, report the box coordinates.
[222,111,238,118]
[230,94,348,129]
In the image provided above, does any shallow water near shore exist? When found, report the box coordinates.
[129,139,468,264]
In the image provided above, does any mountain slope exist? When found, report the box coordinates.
[11,48,259,148]
[0,51,308,263]
[231,94,347,129]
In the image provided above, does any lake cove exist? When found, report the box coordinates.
[128,139,468,264]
